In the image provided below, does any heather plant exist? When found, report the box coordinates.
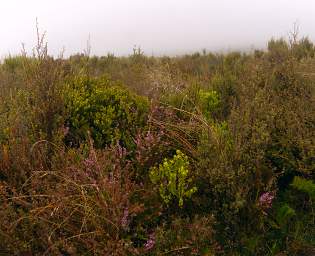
[210,72,238,120]
[291,37,315,60]
[21,28,66,144]
[133,128,171,182]
[160,81,199,117]
[0,141,146,255]
[259,192,275,211]
[267,38,290,63]
[160,81,222,123]
[154,216,218,255]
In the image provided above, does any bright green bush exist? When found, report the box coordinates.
[199,89,220,120]
[64,76,149,148]
[149,150,197,207]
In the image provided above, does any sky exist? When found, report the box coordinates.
[0,0,315,57]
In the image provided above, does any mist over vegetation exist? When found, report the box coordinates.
[1,0,315,56]
[0,7,315,255]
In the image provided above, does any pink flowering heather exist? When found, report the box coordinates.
[134,130,166,164]
[259,192,275,209]
[121,207,130,230]
[83,158,95,169]
[116,143,127,159]
[144,233,155,251]
[62,126,69,136]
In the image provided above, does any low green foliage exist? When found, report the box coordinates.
[291,176,315,199]
[276,204,296,227]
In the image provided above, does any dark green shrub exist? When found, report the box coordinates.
[292,37,315,60]
[64,76,149,148]
[267,38,290,63]
[210,73,238,119]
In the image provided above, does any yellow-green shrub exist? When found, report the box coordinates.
[149,150,197,207]
[64,76,149,148]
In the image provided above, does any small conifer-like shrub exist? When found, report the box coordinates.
[64,76,149,148]
[149,150,197,207]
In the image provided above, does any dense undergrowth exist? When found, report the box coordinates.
[0,34,314,255]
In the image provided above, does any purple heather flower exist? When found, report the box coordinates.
[259,192,275,209]
[83,158,95,168]
[121,208,129,229]
[144,233,155,251]
[116,144,127,159]
[146,131,154,143]
[62,126,69,136]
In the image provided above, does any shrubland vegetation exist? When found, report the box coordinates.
[0,29,314,255]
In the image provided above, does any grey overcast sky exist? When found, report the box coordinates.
[1,0,315,57]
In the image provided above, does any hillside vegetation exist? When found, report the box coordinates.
[0,35,314,255]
